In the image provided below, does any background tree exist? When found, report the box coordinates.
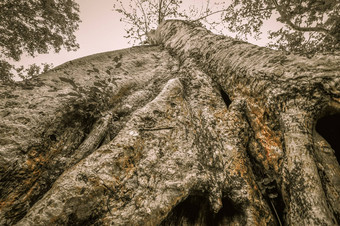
[15,63,54,81]
[218,0,340,56]
[0,0,81,82]
[113,0,185,44]
[114,0,340,56]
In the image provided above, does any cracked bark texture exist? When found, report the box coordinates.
[0,20,339,225]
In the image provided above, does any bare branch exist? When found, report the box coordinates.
[158,0,163,24]
[192,6,276,22]
[192,8,229,22]
[134,0,149,34]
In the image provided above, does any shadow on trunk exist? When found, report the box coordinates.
[316,113,340,163]
[160,195,244,226]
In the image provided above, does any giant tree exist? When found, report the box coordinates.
[0,19,339,225]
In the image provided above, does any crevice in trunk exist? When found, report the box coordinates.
[96,134,108,149]
[246,143,286,225]
[255,174,285,225]
[259,178,285,226]
[220,88,232,107]
[66,210,104,226]
[160,195,212,225]
[160,195,244,225]
[316,113,340,164]
[213,197,244,225]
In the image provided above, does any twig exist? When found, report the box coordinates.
[270,198,282,226]
[100,179,115,216]
[192,8,228,22]
[139,126,174,131]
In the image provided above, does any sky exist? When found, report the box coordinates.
[18,0,130,68]
[17,0,281,69]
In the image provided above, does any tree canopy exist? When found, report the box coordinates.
[114,0,340,56]
[221,0,340,56]
[0,0,81,81]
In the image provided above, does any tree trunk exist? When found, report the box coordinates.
[1,20,339,225]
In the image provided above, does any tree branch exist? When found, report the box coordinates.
[192,6,276,22]
[162,0,173,21]
[139,126,174,131]
[158,0,164,25]
[192,8,228,22]
[134,0,149,34]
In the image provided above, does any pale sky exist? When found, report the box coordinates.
[17,0,281,69]
[19,0,130,68]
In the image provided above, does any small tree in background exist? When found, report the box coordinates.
[113,0,186,44]
[15,63,54,81]
[0,0,81,82]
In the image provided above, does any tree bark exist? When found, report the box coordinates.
[0,20,339,225]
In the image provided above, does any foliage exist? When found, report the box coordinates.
[219,0,340,56]
[58,74,131,120]
[114,0,340,56]
[16,63,54,81]
[0,0,81,81]
[0,60,13,83]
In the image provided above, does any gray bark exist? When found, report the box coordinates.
[0,20,339,225]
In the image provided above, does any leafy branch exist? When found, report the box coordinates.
[271,0,338,41]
